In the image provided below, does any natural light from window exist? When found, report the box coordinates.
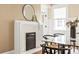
[53,7,67,43]
[54,7,67,31]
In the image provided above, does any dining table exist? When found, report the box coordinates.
[40,40,79,54]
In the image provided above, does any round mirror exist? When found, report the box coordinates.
[22,4,35,21]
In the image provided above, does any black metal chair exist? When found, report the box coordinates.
[40,44,71,54]
[43,33,64,40]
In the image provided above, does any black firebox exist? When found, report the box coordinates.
[26,32,36,51]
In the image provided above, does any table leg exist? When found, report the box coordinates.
[68,49,70,54]
[50,48,52,54]
[54,50,56,54]
[73,42,75,52]
[61,45,65,54]
[58,44,60,54]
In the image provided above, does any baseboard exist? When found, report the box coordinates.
[2,50,14,54]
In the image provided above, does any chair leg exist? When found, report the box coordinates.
[73,42,75,52]
[50,49,52,54]
[42,47,45,54]
[68,49,71,54]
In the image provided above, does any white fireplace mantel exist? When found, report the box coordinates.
[14,20,43,54]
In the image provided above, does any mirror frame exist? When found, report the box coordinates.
[22,4,37,21]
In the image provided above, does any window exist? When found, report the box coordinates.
[53,6,67,43]
[54,7,67,30]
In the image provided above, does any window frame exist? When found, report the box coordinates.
[53,5,68,31]
[52,5,68,43]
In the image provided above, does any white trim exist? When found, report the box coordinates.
[52,17,79,20]
[52,4,69,20]
[53,6,68,19]
[53,4,69,9]
[23,47,41,54]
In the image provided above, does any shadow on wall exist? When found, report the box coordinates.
[9,20,14,51]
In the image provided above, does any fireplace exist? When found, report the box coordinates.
[14,21,43,53]
[26,32,36,51]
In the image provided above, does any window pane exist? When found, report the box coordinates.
[54,7,67,18]
[54,7,67,30]
[54,19,66,30]
[57,20,63,26]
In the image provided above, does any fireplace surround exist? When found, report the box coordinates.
[14,20,43,54]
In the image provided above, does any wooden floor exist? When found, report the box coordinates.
[33,50,42,54]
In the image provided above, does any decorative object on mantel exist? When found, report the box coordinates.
[66,17,79,38]
[32,14,37,21]
[22,4,37,22]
